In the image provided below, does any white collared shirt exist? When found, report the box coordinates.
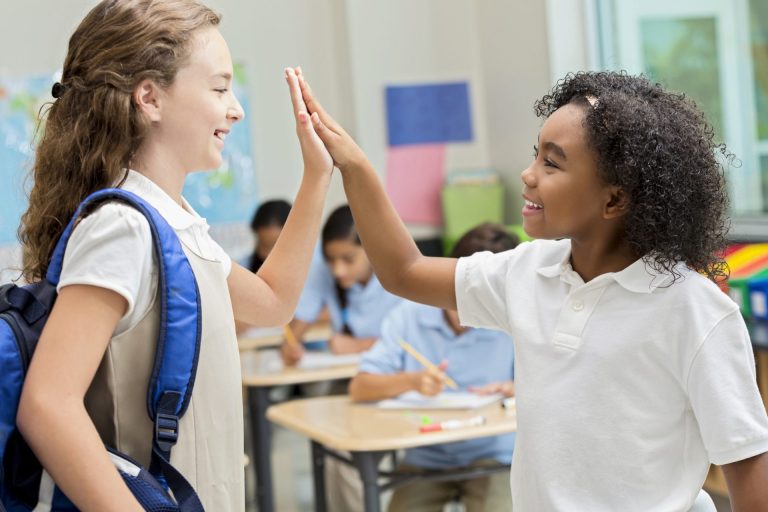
[456,239,768,511]
[57,170,231,334]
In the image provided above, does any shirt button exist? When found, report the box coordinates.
[571,300,584,311]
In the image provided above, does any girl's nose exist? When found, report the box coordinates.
[228,96,245,122]
[521,165,536,187]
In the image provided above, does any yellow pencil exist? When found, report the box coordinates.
[398,338,458,389]
[283,325,300,348]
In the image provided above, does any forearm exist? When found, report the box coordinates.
[18,396,142,511]
[340,160,457,309]
[723,452,768,511]
[290,318,311,339]
[256,172,331,317]
[349,372,417,402]
[339,160,422,293]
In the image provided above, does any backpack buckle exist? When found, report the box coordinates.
[154,413,179,453]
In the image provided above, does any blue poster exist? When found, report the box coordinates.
[0,73,52,245]
[386,82,473,146]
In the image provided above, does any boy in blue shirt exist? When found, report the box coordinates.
[350,223,518,512]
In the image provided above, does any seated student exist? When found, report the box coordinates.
[281,204,402,364]
[246,199,292,272]
[349,223,518,512]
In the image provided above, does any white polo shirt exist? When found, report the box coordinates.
[57,170,231,335]
[456,239,768,511]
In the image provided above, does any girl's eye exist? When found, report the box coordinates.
[215,88,228,93]
[532,144,539,157]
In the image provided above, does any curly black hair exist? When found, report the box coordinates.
[534,71,730,282]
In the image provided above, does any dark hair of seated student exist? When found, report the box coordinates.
[321,205,364,335]
[249,199,291,273]
[450,222,519,259]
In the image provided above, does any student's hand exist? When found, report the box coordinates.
[328,333,360,354]
[290,67,368,172]
[285,67,333,179]
[280,339,304,366]
[470,380,515,398]
[411,361,449,396]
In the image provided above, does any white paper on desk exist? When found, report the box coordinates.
[376,391,503,410]
[266,352,361,371]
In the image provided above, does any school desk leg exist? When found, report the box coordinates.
[249,386,274,512]
[352,451,383,512]
[311,441,328,512]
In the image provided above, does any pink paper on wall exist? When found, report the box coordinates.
[385,144,446,226]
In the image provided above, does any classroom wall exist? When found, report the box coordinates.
[0,0,554,271]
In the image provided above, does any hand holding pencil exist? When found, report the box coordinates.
[399,339,458,390]
[280,324,304,366]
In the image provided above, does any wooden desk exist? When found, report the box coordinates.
[267,395,517,512]
[238,321,332,351]
[240,349,358,512]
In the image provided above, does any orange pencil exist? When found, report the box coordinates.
[283,325,300,348]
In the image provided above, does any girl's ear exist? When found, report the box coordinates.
[133,79,162,123]
[604,186,629,219]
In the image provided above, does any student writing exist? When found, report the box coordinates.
[350,223,519,512]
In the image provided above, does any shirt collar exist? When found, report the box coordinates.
[536,242,673,293]
[118,170,208,231]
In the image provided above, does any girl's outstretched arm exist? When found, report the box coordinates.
[229,68,334,326]
[294,68,457,311]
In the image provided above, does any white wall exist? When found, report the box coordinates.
[0,0,556,274]
[475,0,553,224]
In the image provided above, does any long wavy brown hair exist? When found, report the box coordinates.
[19,0,220,282]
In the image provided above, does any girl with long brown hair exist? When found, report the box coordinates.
[16,1,332,510]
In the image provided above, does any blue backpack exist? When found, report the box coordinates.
[0,189,205,511]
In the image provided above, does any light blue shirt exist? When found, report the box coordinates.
[359,301,516,469]
[294,247,403,338]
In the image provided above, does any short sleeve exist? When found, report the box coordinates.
[213,242,232,276]
[455,250,514,332]
[688,310,768,465]
[57,203,155,331]
[357,305,408,375]
[293,244,333,322]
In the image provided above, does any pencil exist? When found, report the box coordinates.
[283,324,300,348]
[398,338,458,389]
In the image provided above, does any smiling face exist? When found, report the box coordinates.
[520,102,616,242]
[154,26,244,173]
[323,239,373,289]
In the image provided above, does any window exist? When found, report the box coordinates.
[596,0,768,239]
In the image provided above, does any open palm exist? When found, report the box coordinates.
[285,68,333,177]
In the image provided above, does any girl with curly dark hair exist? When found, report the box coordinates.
[285,68,768,510]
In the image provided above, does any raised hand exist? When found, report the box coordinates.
[290,67,367,171]
[284,67,333,178]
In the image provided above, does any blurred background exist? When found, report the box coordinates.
[1,0,766,275]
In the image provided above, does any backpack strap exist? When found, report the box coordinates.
[46,188,204,511]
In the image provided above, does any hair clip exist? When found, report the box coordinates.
[51,82,67,99]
